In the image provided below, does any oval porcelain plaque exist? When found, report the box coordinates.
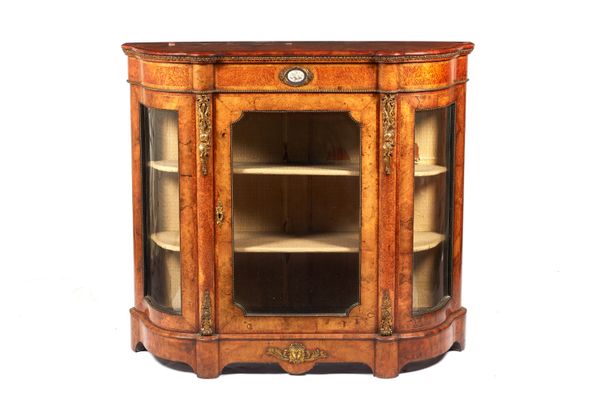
[287,69,306,83]
[280,67,313,86]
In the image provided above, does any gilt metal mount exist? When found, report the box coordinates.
[382,94,397,175]
[266,343,327,364]
[197,95,212,176]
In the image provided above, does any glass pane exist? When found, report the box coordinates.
[413,105,455,313]
[232,112,360,315]
[140,106,181,313]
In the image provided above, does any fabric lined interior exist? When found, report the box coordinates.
[413,107,452,311]
[143,107,181,312]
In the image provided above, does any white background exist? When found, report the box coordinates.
[1,1,598,398]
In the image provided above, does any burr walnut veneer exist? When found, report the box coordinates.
[123,41,473,378]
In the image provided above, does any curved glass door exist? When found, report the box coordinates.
[231,111,360,315]
[413,105,455,313]
[140,106,181,313]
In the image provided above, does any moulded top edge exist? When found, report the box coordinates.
[121,41,474,63]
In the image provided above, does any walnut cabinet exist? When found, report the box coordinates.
[123,41,474,378]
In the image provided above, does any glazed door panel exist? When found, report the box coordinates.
[131,87,198,332]
[396,86,465,332]
[214,93,378,334]
[412,105,456,313]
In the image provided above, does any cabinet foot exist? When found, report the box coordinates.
[196,337,220,378]
[451,315,466,351]
[133,342,146,352]
[131,311,144,352]
[374,337,399,378]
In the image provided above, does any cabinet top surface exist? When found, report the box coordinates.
[122,41,473,62]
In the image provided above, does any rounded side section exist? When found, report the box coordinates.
[397,307,466,371]
[130,308,198,374]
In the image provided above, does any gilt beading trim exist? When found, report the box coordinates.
[128,79,468,95]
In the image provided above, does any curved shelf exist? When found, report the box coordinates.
[151,231,180,252]
[149,160,178,173]
[413,231,445,252]
[233,163,359,176]
[234,232,359,253]
[414,164,447,177]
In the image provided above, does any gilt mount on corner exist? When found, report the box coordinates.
[123,41,473,378]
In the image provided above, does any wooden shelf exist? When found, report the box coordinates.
[234,232,359,253]
[233,163,359,176]
[414,231,445,252]
[151,231,180,251]
[234,232,444,253]
[414,164,447,177]
[149,160,178,173]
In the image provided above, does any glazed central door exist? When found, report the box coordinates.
[214,93,378,333]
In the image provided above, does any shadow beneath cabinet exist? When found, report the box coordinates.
[223,363,373,375]
[153,356,195,373]
[150,352,450,376]
[401,353,447,373]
